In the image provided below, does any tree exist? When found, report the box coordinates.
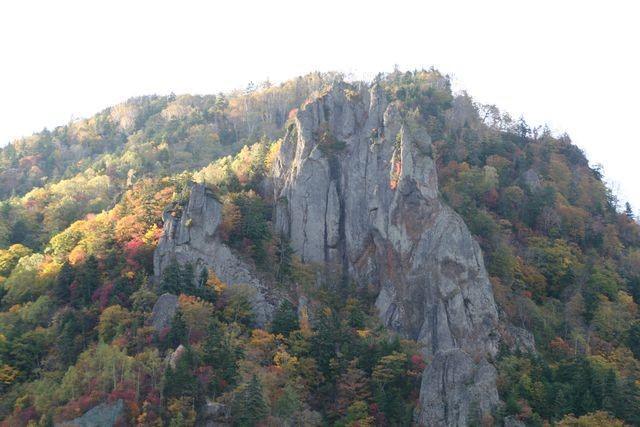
[75,255,100,306]
[97,305,132,343]
[270,300,299,337]
[274,235,293,284]
[163,346,201,403]
[166,311,188,349]
[232,374,269,426]
[335,361,371,416]
[273,384,301,420]
[203,321,240,394]
[372,352,411,423]
[160,259,182,295]
[180,262,195,295]
[54,262,75,303]
[625,202,635,219]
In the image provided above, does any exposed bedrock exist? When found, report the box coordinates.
[272,82,502,426]
[153,183,273,326]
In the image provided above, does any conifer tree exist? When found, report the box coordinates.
[76,255,100,306]
[233,374,269,426]
[54,262,75,303]
[270,300,299,337]
[161,259,182,294]
[167,311,188,349]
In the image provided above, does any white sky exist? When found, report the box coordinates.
[1,0,638,213]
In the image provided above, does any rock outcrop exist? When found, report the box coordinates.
[57,399,124,427]
[150,293,178,332]
[272,82,501,426]
[153,183,273,326]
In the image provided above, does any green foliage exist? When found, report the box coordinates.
[231,374,269,426]
[270,300,299,337]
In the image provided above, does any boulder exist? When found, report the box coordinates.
[150,293,178,332]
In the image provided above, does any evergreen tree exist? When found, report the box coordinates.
[54,262,75,303]
[270,300,299,337]
[181,262,195,294]
[233,374,269,426]
[166,311,188,349]
[625,202,635,219]
[161,259,182,294]
[163,346,201,403]
[76,255,100,306]
[274,235,293,284]
[203,322,240,394]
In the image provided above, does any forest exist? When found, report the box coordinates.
[0,70,639,426]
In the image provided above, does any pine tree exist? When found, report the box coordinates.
[163,346,200,401]
[161,259,182,294]
[203,321,240,394]
[233,374,269,426]
[270,300,299,337]
[625,202,635,219]
[76,255,100,306]
[54,262,75,303]
[167,311,188,349]
[274,235,293,284]
[181,262,195,294]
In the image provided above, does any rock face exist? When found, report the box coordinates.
[272,82,501,426]
[57,399,124,427]
[150,293,178,332]
[153,183,273,326]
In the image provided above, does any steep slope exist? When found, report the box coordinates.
[272,82,501,425]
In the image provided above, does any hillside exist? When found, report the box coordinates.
[0,70,639,426]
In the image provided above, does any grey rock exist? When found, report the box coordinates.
[504,323,536,354]
[168,344,187,369]
[522,169,541,190]
[504,415,526,427]
[56,399,124,427]
[272,82,502,426]
[153,183,273,326]
[202,400,230,420]
[150,293,178,332]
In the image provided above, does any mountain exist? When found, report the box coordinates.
[0,70,639,426]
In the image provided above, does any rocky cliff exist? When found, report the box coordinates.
[153,183,273,325]
[272,82,501,426]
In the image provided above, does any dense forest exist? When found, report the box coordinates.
[0,70,639,426]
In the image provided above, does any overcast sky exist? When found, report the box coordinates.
[1,0,638,212]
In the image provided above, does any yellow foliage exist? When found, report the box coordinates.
[556,411,626,426]
[206,269,226,293]
[0,364,19,385]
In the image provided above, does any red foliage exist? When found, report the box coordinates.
[124,238,145,269]
[410,354,427,372]
[92,282,115,310]
[195,366,213,388]
[483,188,499,208]
[109,380,137,402]
[158,326,170,342]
